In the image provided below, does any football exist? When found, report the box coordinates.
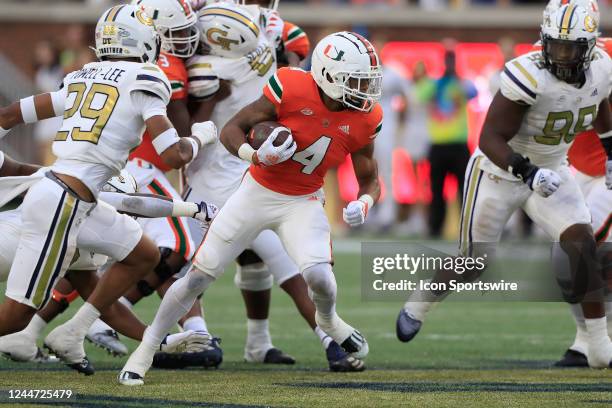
[247,121,290,149]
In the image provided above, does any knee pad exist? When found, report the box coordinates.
[51,289,79,314]
[302,263,336,296]
[234,250,273,291]
[193,244,222,278]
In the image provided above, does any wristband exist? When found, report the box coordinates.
[187,137,200,164]
[172,199,199,217]
[152,128,180,155]
[507,152,537,182]
[358,194,374,215]
[20,96,38,123]
[238,143,258,164]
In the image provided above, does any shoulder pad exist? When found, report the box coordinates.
[131,64,171,105]
[500,52,542,105]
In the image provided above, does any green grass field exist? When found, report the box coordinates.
[0,245,610,407]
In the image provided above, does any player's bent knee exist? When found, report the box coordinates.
[234,250,273,291]
[302,263,335,295]
[193,246,222,278]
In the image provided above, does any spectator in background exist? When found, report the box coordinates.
[59,24,93,74]
[32,41,63,165]
[421,48,476,237]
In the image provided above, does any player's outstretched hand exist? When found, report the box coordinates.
[194,201,219,223]
[605,160,612,189]
[343,200,368,227]
[529,168,561,197]
[192,121,218,147]
[256,128,297,166]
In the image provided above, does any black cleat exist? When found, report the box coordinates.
[326,341,365,372]
[44,345,94,376]
[263,348,295,365]
[153,337,223,369]
[396,308,422,343]
[552,348,612,368]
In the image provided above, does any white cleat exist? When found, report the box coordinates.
[315,312,368,359]
[44,323,86,364]
[0,330,40,362]
[86,328,128,357]
[118,342,156,386]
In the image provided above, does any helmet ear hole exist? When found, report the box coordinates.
[325,71,333,83]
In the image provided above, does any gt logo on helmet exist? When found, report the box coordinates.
[324,44,345,62]
[135,8,154,26]
[206,28,239,51]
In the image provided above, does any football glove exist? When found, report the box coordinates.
[160,330,212,353]
[527,168,561,198]
[256,128,297,166]
[343,200,368,227]
[194,201,219,223]
[191,121,217,147]
[606,160,612,190]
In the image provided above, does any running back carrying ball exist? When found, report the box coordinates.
[248,122,290,149]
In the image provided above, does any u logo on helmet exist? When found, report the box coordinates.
[177,0,192,17]
[206,28,239,51]
[584,15,597,33]
[323,44,344,62]
[135,9,154,26]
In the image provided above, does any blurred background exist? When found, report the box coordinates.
[0,0,610,240]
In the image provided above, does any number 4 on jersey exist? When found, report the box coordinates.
[292,136,331,174]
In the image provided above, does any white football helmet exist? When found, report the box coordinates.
[541,3,599,83]
[543,0,600,28]
[95,4,160,63]
[311,31,383,112]
[102,170,138,194]
[133,0,199,58]
[197,2,261,58]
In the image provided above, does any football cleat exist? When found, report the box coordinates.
[396,308,422,343]
[86,329,128,357]
[0,331,40,362]
[153,332,223,369]
[117,371,144,386]
[315,312,368,359]
[554,349,589,368]
[44,325,94,375]
[263,348,296,365]
[326,341,365,372]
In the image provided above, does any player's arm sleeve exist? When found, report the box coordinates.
[131,64,172,106]
[499,57,538,105]
[130,91,167,121]
[262,68,288,113]
[49,84,68,117]
[99,192,199,218]
[282,22,310,59]
[187,58,220,100]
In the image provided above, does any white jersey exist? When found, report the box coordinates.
[52,60,171,195]
[186,35,276,207]
[479,50,612,180]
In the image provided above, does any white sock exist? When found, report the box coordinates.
[403,279,439,322]
[181,316,208,335]
[569,303,588,354]
[68,302,101,336]
[315,326,333,349]
[118,297,133,309]
[23,314,47,340]
[246,318,273,358]
[143,270,214,348]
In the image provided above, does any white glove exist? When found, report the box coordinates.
[343,200,368,227]
[256,127,297,166]
[605,160,612,190]
[261,9,284,48]
[529,168,561,197]
[191,121,217,147]
[160,330,212,353]
[194,201,219,223]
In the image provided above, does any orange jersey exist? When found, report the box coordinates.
[250,67,383,195]
[567,38,612,177]
[129,52,188,172]
[282,22,310,60]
